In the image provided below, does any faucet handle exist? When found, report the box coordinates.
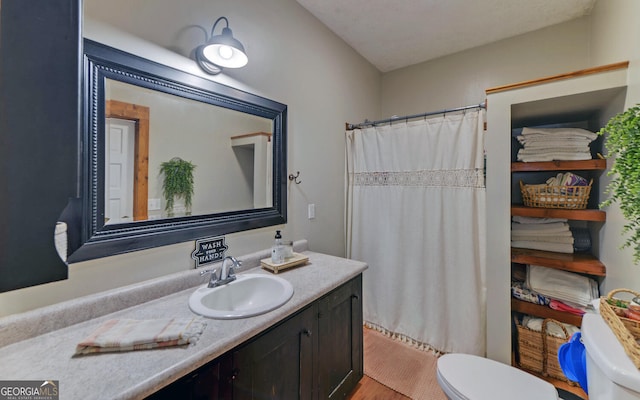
[199,268,220,286]
[199,268,217,277]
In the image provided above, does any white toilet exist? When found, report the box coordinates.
[437,312,640,400]
[437,353,559,400]
[581,312,640,399]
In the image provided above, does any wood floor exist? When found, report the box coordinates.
[347,375,411,400]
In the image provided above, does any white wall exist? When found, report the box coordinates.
[589,0,640,293]
[0,0,380,317]
[380,17,592,117]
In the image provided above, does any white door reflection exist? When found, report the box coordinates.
[105,118,135,224]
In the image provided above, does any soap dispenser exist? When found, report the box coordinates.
[271,230,285,264]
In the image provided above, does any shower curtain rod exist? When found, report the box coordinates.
[346,101,486,130]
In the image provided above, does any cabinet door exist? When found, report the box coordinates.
[232,305,315,400]
[146,353,233,400]
[317,275,363,399]
[0,0,80,292]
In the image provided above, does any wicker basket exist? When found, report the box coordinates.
[516,317,576,384]
[599,288,640,369]
[520,180,592,209]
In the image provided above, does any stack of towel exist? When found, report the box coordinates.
[516,127,598,162]
[526,265,599,310]
[511,216,574,254]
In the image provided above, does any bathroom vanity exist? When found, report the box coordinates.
[0,243,366,400]
[150,275,362,400]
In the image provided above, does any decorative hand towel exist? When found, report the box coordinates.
[511,280,550,306]
[75,317,206,355]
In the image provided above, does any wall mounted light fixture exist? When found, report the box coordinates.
[195,16,248,75]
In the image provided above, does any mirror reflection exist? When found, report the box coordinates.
[66,39,287,262]
[104,79,273,224]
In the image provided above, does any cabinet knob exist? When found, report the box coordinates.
[352,294,360,300]
[230,368,239,381]
[302,328,312,337]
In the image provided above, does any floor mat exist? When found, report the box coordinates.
[363,327,447,400]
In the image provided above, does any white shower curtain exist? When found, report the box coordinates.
[345,110,487,355]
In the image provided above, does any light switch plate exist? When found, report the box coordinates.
[148,198,161,211]
[308,203,315,219]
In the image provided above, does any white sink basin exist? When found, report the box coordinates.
[188,273,294,319]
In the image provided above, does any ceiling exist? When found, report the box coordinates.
[295,0,597,73]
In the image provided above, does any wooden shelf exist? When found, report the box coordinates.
[511,205,606,222]
[511,298,583,327]
[511,159,606,172]
[511,247,606,276]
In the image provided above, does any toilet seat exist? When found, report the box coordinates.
[437,353,559,400]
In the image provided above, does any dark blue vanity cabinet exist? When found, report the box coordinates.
[148,275,363,400]
[0,0,80,292]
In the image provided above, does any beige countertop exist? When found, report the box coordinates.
[0,244,367,400]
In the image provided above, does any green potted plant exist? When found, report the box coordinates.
[159,157,196,217]
[598,104,640,262]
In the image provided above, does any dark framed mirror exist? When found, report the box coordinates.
[66,39,287,262]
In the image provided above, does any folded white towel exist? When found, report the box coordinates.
[517,140,592,149]
[510,235,574,244]
[512,240,574,253]
[511,222,570,232]
[518,153,592,162]
[521,127,598,141]
[517,136,594,145]
[526,265,598,307]
[511,230,573,238]
[512,216,568,224]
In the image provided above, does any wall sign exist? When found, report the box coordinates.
[191,236,228,268]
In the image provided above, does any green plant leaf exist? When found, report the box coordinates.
[599,104,640,263]
[159,157,196,216]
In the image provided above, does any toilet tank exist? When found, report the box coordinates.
[582,313,640,399]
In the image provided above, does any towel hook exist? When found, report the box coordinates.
[288,171,302,184]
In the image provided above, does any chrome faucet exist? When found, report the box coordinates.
[220,256,241,282]
[200,256,242,288]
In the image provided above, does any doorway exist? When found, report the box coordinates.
[105,100,150,221]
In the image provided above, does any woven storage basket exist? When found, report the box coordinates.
[599,288,640,369]
[520,180,592,209]
[516,317,576,384]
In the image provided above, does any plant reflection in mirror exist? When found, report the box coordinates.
[160,157,196,217]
